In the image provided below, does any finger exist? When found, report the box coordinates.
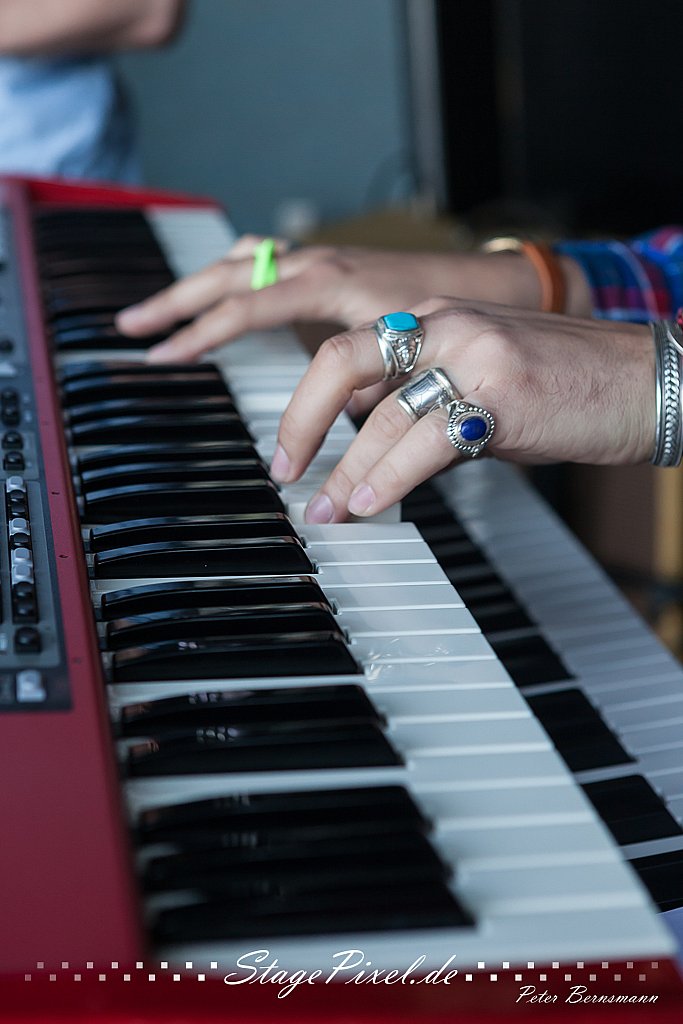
[345,407,456,518]
[304,389,415,522]
[115,257,256,336]
[145,276,354,364]
[225,234,290,260]
[346,380,396,418]
[272,326,391,483]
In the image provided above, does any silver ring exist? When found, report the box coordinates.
[396,367,456,421]
[374,312,424,380]
[446,400,495,457]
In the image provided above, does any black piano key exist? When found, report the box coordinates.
[526,689,634,772]
[403,481,538,616]
[61,371,227,404]
[40,255,169,277]
[50,311,120,334]
[87,512,296,551]
[46,273,170,295]
[416,519,470,544]
[629,849,683,911]
[488,634,571,686]
[91,536,313,578]
[135,785,427,844]
[151,881,472,943]
[69,412,253,445]
[111,630,360,682]
[59,360,216,383]
[119,683,377,735]
[581,776,683,845]
[143,831,445,895]
[424,538,489,570]
[52,326,171,351]
[66,395,236,424]
[105,602,335,647]
[46,294,157,319]
[99,578,330,619]
[126,721,398,774]
[34,207,158,233]
[79,459,269,490]
[466,599,534,634]
[81,480,283,520]
[75,442,257,472]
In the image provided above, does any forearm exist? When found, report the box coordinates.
[0,0,186,55]
[436,251,593,318]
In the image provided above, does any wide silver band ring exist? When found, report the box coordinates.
[374,312,424,380]
[396,367,456,421]
[446,399,495,457]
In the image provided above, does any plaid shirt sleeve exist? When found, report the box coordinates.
[554,228,683,322]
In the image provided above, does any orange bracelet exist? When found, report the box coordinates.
[481,236,567,314]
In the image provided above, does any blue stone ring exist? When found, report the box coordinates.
[446,399,495,457]
[374,311,424,380]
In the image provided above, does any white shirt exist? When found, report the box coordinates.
[0,54,140,182]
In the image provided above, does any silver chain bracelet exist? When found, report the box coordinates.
[651,320,683,467]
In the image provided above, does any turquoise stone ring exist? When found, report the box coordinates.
[374,311,424,380]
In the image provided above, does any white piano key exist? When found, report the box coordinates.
[371,685,525,721]
[390,718,549,758]
[418,777,593,822]
[326,581,464,610]
[338,606,480,635]
[351,631,495,663]
[147,207,236,275]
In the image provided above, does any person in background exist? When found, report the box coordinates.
[0,0,186,181]
[115,228,683,523]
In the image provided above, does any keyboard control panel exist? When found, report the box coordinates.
[0,205,69,711]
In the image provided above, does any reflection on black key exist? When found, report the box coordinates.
[119,684,378,735]
[67,395,235,424]
[527,689,633,772]
[80,459,268,490]
[61,372,228,404]
[126,721,398,774]
[92,537,312,578]
[53,327,171,351]
[69,412,252,446]
[81,480,282,520]
[87,513,296,551]
[630,849,683,910]
[152,880,472,943]
[76,442,256,472]
[136,785,427,845]
[105,602,336,648]
[60,360,218,383]
[144,831,444,894]
[581,775,683,845]
[99,578,330,619]
[111,630,360,681]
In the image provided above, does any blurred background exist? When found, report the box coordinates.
[111,0,683,653]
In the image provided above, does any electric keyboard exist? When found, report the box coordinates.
[1,177,682,1014]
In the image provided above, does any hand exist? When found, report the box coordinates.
[115,235,589,364]
[266,297,654,524]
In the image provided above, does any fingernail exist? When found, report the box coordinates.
[145,345,173,365]
[270,444,291,482]
[348,483,376,516]
[305,493,334,524]
[116,304,143,327]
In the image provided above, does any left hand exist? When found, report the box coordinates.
[268,297,655,523]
